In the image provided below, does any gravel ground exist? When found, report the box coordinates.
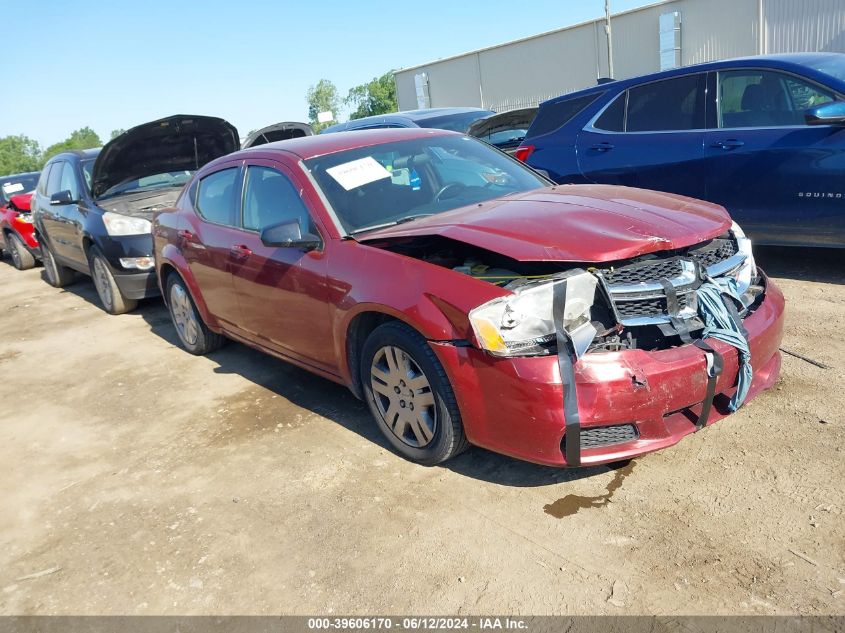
[0,246,842,615]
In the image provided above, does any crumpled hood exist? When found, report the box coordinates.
[359,184,733,262]
[92,114,239,199]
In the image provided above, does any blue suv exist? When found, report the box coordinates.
[518,53,845,248]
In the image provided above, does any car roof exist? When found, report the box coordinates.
[216,127,459,164]
[540,52,845,106]
[323,107,494,132]
[45,147,101,163]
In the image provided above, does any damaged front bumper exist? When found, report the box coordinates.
[431,273,785,467]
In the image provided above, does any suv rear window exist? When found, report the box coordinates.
[527,92,603,138]
[625,74,704,132]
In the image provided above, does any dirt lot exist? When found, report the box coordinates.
[0,247,842,616]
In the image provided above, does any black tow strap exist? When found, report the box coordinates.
[660,277,724,430]
[553,282,581,467]
[692,339,724,430]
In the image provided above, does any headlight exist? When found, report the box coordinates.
[468,270,600,358]
[102,212,152,236]
[731,221,757,285]
[16,213,33,224]
[119,256,155,270]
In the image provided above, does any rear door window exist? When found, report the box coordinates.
[718,69,836,128]
[196,167,239,226]
[527,92,603,137]
[625,74,704,132]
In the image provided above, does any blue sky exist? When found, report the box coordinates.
[2,0,650,147]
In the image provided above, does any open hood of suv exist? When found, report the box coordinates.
[242,122,313,149]
[92,114,239,198]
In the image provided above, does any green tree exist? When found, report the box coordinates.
[110,128,126,139]
[306,79,341,132]
[43,127,102,163]
[345,71,398,120]
[0,135,43,174]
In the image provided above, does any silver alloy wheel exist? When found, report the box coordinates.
[169,282,199,346]
[92,257,113,310]
[370,345,437,448]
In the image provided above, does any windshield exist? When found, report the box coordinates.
[1,173,39,203]
[304,135,548,235]
[100,170,193,199]
[416,111,493,132]
[802,55,845,83]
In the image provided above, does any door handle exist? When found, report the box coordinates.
[230,244,253,259]
[589,142,615,152]
[710,139,745,150]
[178,229,198,244]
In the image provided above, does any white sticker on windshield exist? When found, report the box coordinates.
[326,157,391,191]
[2,182,25,195]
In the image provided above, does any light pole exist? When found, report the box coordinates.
[605,0,615,79]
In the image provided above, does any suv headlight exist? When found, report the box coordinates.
[102,211,152,236]
[468,270,601,358]
[731,221,757,285]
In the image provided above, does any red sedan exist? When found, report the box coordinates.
[153,128,784,467]
[1,171,41,270]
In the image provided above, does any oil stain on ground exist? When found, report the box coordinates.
[543,460,635,518]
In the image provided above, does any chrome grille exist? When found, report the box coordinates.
[600,238,744,326]
[603,258,682,286]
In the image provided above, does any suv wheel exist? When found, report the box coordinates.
[360,322,468,465]
[89,247,137,315]
[5,233,36,270]
[41,240,75,287]
[166,273,224,355]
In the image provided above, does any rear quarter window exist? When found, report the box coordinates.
[195,168,239,227]
[527,92,604,138]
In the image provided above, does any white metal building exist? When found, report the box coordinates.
[394,0,845,113]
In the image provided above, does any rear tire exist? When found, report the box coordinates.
[41,240,75,287]
[166,273,224,355]
[6,233,36,270]
[360,321,468,465]
[89,247,137,315]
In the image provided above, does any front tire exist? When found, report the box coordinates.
[360,322,468,465]
[41,240,75,287]
[166,273,224,355]
[6,233,36,270]
[89,247,137,315]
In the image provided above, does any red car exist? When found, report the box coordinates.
[153,128,784,467]
[1,172,41,270]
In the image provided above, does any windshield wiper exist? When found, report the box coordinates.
[348,214,434,237]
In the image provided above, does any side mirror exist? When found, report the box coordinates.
[259,220,321,252]
[50,190,76,205]
[804,101,845,126]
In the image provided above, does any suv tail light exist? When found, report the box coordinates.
[514,144,535,162]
